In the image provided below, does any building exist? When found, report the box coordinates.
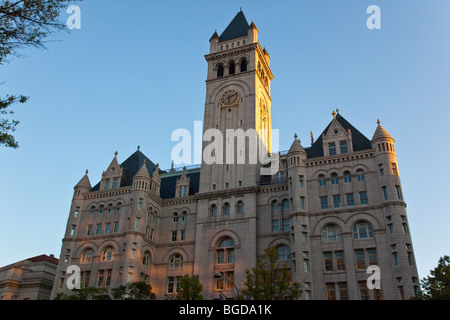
[51,10,419,300]
[0,254,58,300]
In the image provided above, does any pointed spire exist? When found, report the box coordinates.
[288,134,306,155]
[219,10,250,42]
[134,160,150,179]
[372,118,394,141]
[75,169,91,190]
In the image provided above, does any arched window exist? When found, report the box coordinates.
[217,65,224,78]
[173,212,179,223]
[271,200,279,211]
[357,169,365,181]
[182,211,187,222]
[240,59,247,72]
[117,202,122,214]
[322,224,343,242]
[223,202,230,215]
[210,204,217,217]
[142,251,151,267]
[81,248,94,264]
[236,201,244,214]
[344,171,352,183]
[331,173,339,185]
[229,62,235,75]
[277,245,291,261]
[353,221,374,239]
[217,238,235,264]
[169,253,183,269]
[101,247,114,262]
[318,174,326,187]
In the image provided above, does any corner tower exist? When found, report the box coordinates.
[200,9,274,193]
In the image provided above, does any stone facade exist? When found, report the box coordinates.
[51,10,419,300]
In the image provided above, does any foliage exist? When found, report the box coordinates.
[53,287,110,300]
[241,246,302,300]
[415,255,450,300]
[111,282,156,300]
[176,274,204,300]
[0,0,81,148]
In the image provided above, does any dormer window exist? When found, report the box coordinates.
[104,179,110,190]
[340,141,348,154]
[328,143,336,156]
[179,185,187,198]
[112,178,118,189]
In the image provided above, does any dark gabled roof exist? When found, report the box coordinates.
[91,150,201,199]
[91,150,165,191]
[219,10,249,42]
[305,113,372,158]
[160,171,201,199]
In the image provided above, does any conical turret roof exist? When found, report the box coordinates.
[75,170,91,189]
[372,119,394,141]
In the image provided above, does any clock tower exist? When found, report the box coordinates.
[199,9,274,193]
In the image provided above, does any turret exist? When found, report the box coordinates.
[287,134,308,213]
[73,169,91,199]
[247,21,258,43]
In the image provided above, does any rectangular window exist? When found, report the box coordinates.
[355,249,366,270]
[359,192,368,205]
[282,218,290,231]
[303,259,310,272]
[367,248,378,266]
[70,225,76,236]
[180,229,186,241]
[382,186,388,200]
[135,217,140,230]
[104,223,110,234]
[324,252,333,272]
[95,224,101,235]
[396,185,402,200]
[320,196,328,209]
[388,224,394,234]
[333,195,341,208]
[299,175,304,187]
[340,141,348,154]
[238,180,242,187]
[168,277,174,293]
[402,223,409,234]
[302,232,308,242]
[300,196,305,210]
[113,222,119,233]
[393,252,399,267]
[272,220,280,232]
[392,163,398,175]
[179,185,187,197]
[336,251,345,271]
[328,142,336,156]
[359,281,369,300]
[87,225,93,236]
[104,179,110,190]
[74,208,79,218]
[346,193,355,206]
[326,283,336,300]
[171,231,177,242]
[339,282,348,300]
[138,199,143,209]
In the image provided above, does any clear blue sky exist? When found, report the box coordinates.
[1,0,449,281]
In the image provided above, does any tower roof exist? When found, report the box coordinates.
[288,134,306,154]
[372,119,394,141]
[75,170,91,189]
[219,10,250,42]
[305,113,372,158]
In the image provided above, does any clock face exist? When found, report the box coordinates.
[220,90,240,107]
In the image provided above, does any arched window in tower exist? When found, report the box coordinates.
[223,202,230,215]
[173,212,179,223]
[236,201,244,214]
[357,169,365,181]
[229,61,235,75]
[331,173,339,185]
[217,65,224,78]
[240,59,247,72]
[271,200,279,211]
[318,174,327,187]
[282,199,290,211]
[210,204,217,217]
